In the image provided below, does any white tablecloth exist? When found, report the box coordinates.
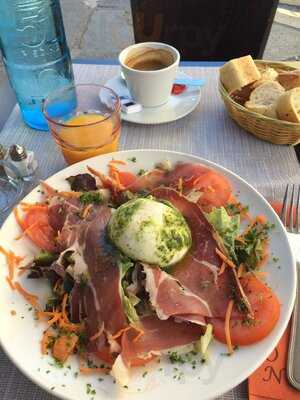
[0,63,299,400]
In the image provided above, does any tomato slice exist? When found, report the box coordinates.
[117,171,137,188]
[22,208,58,252]
[210,277,280,346]
[192,171,232,208]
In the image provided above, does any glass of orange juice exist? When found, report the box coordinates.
[43,84,121,165]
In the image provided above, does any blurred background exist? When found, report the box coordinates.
[0,0,299,86]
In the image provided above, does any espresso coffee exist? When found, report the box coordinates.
[125,48,174,71]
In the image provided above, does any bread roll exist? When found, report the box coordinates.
[277,88,300,123]
[252,67,278,88]
[277,70,300,90]
[245,80,284,116]
[245,102,277,118]
[220,55,261,92]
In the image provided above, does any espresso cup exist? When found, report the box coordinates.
[119,42,180,107]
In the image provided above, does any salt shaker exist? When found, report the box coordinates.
[8,144,38,181]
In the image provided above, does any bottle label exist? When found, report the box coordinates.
[13,0,64,62]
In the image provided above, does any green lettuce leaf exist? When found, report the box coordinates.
[117,253,134,279]
[122,290,140,324]
[206,207,240,262]
[194,323,213,360]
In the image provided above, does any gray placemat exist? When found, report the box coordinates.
[0,63,299,400]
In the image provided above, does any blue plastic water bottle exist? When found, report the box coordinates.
[0,0,74,131]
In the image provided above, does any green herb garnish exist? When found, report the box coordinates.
[128,157,137,162]
[79,191,103,205]
[137,169,147,176]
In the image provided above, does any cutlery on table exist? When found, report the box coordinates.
[280,183,300,390]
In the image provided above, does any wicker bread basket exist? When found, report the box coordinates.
[219,60,300,145]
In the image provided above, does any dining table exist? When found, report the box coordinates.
[0,59,300,400]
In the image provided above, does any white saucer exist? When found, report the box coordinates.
[105,72,201,125]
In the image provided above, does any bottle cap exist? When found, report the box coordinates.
[9,144,27,161]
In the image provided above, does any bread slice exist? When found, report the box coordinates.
[220,55,261,92]
[277,70,300,90]
[260,67,278,81]
[245,80,285,115]
[244,102,277,118]
[277,88,300,123]
[252,67,279,89]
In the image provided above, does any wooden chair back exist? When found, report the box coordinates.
[130,0,279,61]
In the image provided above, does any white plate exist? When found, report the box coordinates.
[0,150,296,400]
[105,74,201,124]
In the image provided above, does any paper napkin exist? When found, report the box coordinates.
[248,323,300,400]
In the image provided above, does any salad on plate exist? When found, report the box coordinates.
[0,159,280,387]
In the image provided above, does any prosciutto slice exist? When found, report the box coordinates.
[142,263,209,325]
[50,202,128,353]
[152,187,242,318]
[81,206,128,337]
[112,315,203,384]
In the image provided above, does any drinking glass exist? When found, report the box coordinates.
[43,84,121,164]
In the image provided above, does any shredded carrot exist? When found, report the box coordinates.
[58,319,82,333]
[0,246,23,281]
[218,261,226,276]
[132,329,144,343]
[82,204,92,219]
[113,170,121,187]
[7,252,15,280]
[238,216,265,240]
[215,248,236,269]
[14,255,25,265]
[177,177,183,195]
[14,282,40,309]
[0,245,8,257]
[256,214,267,225]
[225,299,234,355]
[87,166,107,182]
[111,326,131,340]
[13,207,25,230]
[90,330,103,342]
[79,366,110,374]
[254,271,268,278]
[37,311,61,325]
[109,159,127,166]
[57,191,81,199]
[41,330,54,355]
[48,313,62,326]
[88,165,125,192]
[6,276,15,290]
